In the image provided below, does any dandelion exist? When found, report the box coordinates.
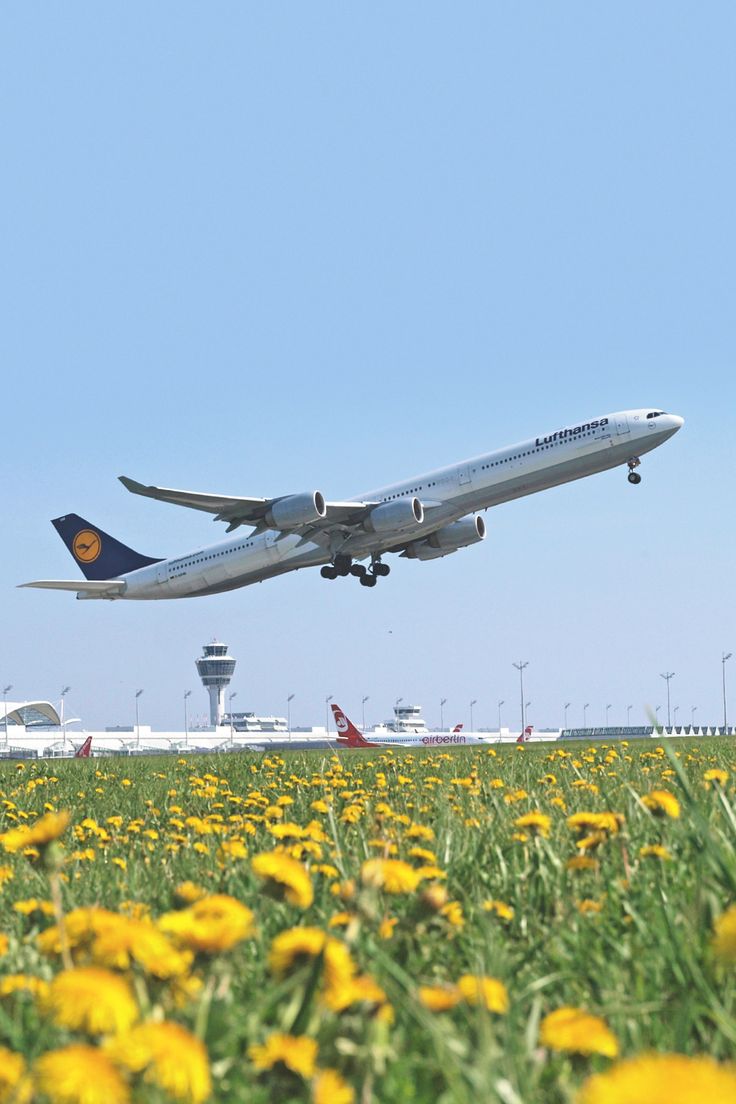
[577,899,604,915]
[712,904,736,961]
[641,790,680,818]
[0,810,70,853]
[418,985,462,1012]
[578,1053,736,1103]
[0,974,50,1000]
[457,975,509,1013]
[514,812,551,837]
[91,916,193,979]
[566,855,600,872]
[106,1022,211,1104]
[482,900,515,921]
[540,1007,618,1057]
[639,844,672,861]
[174,882,207,904]
[361,859,422,893]
[252,851,314,908]
[159,894,254,954]
[704,769,729,787]
[40,967,138,1036]
[268,927,356,993]
[0,1046,27,1103]
[249,1034,318,1079]
[567,812,622,835]
[313,1068,355,1104]
[34,1045,130,1104]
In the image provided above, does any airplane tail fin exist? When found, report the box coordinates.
[51,514,162,581]
[74,736,92,758]
[331,704,373,748]
[516,725,533,744]
[452,723,464,733]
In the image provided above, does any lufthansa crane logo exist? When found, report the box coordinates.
[73,529,102,563]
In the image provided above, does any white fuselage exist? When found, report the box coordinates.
[106,408,683,600]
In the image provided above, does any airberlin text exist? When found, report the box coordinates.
[535,418,608,447]
[422,734,467,745]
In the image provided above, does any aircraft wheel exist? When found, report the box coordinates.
[350,564,367,578]
[375,563,391,577]
[360,574,377,587]
[321,566,338,579]
[628,471,642,485]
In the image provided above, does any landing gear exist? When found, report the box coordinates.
[373,562,391,577]
[628,471,642,485]
[627,457,642,485]
[359,574,378,587]
[321,555,391,586]
[320,565,338,580]
[350,563,367,578]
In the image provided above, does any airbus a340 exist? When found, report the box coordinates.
[21,408,683,600]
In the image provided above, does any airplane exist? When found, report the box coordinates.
[20,408,683,600]
[74,735,93,758]
[332,704,492,748]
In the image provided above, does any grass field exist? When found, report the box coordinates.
[1,738,736,1103]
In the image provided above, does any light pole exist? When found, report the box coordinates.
[470,699,477,733]
[512,661,529,735]
[563,702,571,729]
[135,689,143,749]
[605,704,612,727]
[287,693,294,743]
[325,695,333,735]
[229,691,237,744]
[525,701,531,730]
[660,672,675,728]
[691,705,697,728]
[184,690,191,749]
[497,699,504,731]
[722,653,732,731]
[583,703,589,728]
[3,685,12,747]
[627,704,633,727]
[362,696,369,731]
[440,698,447,732]
[60,686,71,752]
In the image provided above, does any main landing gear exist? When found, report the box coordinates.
[627,458,642,485]
[320,555,390,587]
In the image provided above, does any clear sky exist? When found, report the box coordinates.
[1,3,734,733]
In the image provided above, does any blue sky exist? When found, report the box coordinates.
[1,3,734,732]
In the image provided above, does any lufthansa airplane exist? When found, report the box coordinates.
[21,407,682,600]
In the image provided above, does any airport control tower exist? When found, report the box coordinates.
[196,640,236,727]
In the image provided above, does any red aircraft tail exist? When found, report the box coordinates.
[74,735,92,758]
[331,704,377,748]
[452,723,463,733]
[516,725,533,744]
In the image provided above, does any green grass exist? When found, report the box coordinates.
[1,738,735,1103]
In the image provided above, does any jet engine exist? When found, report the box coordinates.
[402,515,486,560]
[265,491,326,530]
[363,497,424,535]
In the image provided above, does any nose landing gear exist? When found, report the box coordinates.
[627,458,642,485]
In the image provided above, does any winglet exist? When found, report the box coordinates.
[332,704,376,748]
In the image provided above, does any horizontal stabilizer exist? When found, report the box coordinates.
[19,580,127,598]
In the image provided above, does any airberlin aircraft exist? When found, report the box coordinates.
[21,408,682,600]
[331,704,491,748]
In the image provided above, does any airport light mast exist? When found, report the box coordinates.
[196,641,237,727]
[660,672,675,728]
[723,653,732,731]
[512,661,528,735]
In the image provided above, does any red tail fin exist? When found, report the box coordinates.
[452,723,463,733]
[331,704,376,748]
[75,736,92,758]
[516,725,533,744]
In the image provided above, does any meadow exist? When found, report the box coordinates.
[1,737,736,1103]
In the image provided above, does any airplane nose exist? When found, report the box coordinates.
[669,414,685,431]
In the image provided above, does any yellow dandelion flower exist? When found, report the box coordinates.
[514,812,551,837]
[457,975,509,1013]
[0,810,70,853]
[249,1033,318,1079]
[40,967,138,1036]
[440,901,465,928]
[540,1007,618,1057]
[313,1068,355,1104]
[578,1053,736,1104]
[252,851,314,908]
[175,881,207,904]
[159,894,254,954]
[639,844,672,861]
[13,898,55,918]
[567,812,622,835]
[378,916,398,940]
[418,984,462,1012]
[566,856,600,873]
[106,1022,210,1104]
[0,1045,27,1103]
[268,927,356,992]
[641,790,680,818]
[323,972,389,1014]
[92,916,193,979]
[712,904,736,961]
[361,858,421,893]
[34,1045,129,1104]
[704,769,729,787]
[482,900,514,921]
[0,865,14,885]
[0,974,50,1000]
[577,898,603,915]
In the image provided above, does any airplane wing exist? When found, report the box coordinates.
[119,476,376,534]
[18,580,127,597]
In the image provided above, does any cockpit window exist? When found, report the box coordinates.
[646,410,666,419]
